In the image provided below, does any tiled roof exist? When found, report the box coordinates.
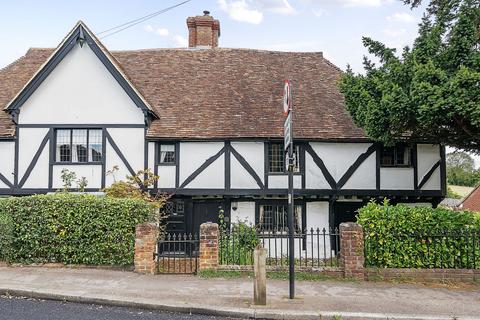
[460,185,480,212]
[0,47,367,140]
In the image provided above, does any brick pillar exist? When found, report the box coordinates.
[199,222,219,270]
[134,223,158,275]
[340,222,365,280]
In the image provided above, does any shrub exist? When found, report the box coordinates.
[0,200,13,261]
[357,200,480,268]
[0,193,154,266]
[219,219,259,265]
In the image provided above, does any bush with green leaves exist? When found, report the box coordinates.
[219,219,260,266]
[0,202,13,261]
[0,193,155,265]
[358,200,480,269]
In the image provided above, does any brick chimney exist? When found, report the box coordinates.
[187,11,220,48]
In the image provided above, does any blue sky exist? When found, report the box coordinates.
[0,0,427,72]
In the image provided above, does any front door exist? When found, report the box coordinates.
[333,201,365,230]
[190,200,228,234]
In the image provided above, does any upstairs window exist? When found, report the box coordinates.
[55,129,103,163]
[158,144,176,165]
[381,144,412,167]
[268,143,300,173]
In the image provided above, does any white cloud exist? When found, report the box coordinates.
[217,0,295,24]
[387,12,415,23]
[383,28,407,37]
[156,28,169,37]
[300,0,393,7]
[145,25,170,37]
[173,35,188,47]
[312,8,325,17]
[218,0,264,24]
[257,0,296,14]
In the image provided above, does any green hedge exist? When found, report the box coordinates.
[357,200,480,269]
[0,193,154,266]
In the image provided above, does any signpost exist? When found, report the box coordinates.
[283,80,295,299]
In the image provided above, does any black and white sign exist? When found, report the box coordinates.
[284,112,292,151]
[283,80,291,115]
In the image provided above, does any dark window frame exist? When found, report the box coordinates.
[255,200,306,235]
[157,143,177,166]
[380,144,413,168]
[267,142,301,175]
[54,128,103,164]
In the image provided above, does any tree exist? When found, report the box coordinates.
[446,151,480,186]
[339,0,480,154]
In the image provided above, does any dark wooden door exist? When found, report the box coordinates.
[333,201,365,230]
[191,200,227,234]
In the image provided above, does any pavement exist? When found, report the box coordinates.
[0,267,479,320]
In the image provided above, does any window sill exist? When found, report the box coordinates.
[156,163,177,166]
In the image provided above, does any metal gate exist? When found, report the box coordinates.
[156,233,199,274]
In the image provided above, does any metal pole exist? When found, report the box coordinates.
[287,84,295,299]
[288,146,295,299]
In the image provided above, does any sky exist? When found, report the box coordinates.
[0,0,478,166]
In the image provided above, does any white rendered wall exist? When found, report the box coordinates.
[22,144,49,189]
[147,142,155,173]
[417,144,441,190]
[18,44,144,124]
[230,201,255,224]
[341,153,376,189]
[231,157,260,189]
[17,128,49,188]
[268,175,302,189]
[380,167,414,190]
[157,166,176,188]
[180,142,224,189]
[52,165,102,189]
[309,143,373,182]
[230,142,264,189]
[107,128,144,172]
[305,152,330,189]
[0,141,15,186]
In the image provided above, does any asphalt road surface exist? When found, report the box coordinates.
[0,295,235,320]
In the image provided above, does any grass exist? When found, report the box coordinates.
[449,185,474,198]
[198,269,343,281]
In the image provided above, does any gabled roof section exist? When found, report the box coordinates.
[4,21,158,121]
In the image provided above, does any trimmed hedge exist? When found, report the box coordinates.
[0,193,154,266]
[357,200,480,269]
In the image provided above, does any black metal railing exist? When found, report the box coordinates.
[364,229,480,269]
[156,233,199,274]
[219,227,340,269]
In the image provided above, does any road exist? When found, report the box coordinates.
[0,296,235,320]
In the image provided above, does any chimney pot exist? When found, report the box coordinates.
[187,12,220,48]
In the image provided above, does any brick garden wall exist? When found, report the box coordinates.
[134,221,479,283]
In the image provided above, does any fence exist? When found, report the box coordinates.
[364,229,480,269]
[219,227,340,269]
[156,233,200,274]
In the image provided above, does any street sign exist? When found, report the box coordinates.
[283,80,291,115]
[284,112,292,151]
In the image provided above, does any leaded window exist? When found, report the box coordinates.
[268,143,300,173]
[55,129,103,163]
[158,144,176,165]
[381,144,412,167]
[258,204,302,233]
